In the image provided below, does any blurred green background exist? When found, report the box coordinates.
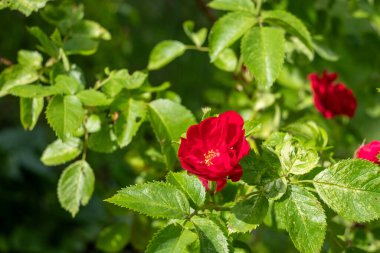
[0,0,380,252]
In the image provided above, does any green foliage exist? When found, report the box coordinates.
[183,20,207,48]
[147,224,197,253]
[213,48,238,72]
[263,177,287,200]
[2,1,380,252]
[28,26,60,58]
[284,121,328,150]
[0,65,39,97]
[20,97,43,130]
[106,182,190,219]
[46,95,85,140]
[241,27,285,88]
[0,0,48,16]
[166,171,206,208]
[148,41,186,70]
[114,99,147,148]
[101,69,146,97]
[208,0,255,13]
[72,20,111,41]
[262,10,313,52]
[191,216,229,253]
[96,222,131,253]
[40,137,83,166]
[276,186,326,253]
[228,195,268,233]
[279,140,319,175]
[209,11,256,61]
[76,90,110,106]
[314,159,380,222]
[9,85,59,98]
[148,99,196,169]
[87,124,117,153]
[54,75,82,95]
[17,50,43,68]
[57,160,95,217]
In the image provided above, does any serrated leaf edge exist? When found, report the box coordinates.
[105,181,190,219]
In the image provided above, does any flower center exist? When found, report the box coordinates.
[204,149,220,166]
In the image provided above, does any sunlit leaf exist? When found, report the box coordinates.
[58,160,95,217]
[107,182,190,219]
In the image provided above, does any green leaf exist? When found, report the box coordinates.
[41,137,83,166]
[279,140,319,175]
[166,171,206,208]
[241,27,285,88]
[228,195,268,233]
[263,177,287,200]
[275,185,326,253]
[58,160,95,217]
[241,150,281,185]
[85,114,101,133]
[313,39,339,61]
[243,119,261,137]
[0,0,48,16]
[262,10,313,50]
[191,216,229,253]
[147,224,197,253]
[148,99,196,169]
[88,124,118,153]
[20,97,43,131]
[124,71,147,89]
[313,159,380,222]
[208,0,255,13]
[106,182,190,219]
[264,132,291,152]
[141,81,171,93]
[285,121,328,149]
[101,69,146,96]
[46,95,85,140]
[0,65,39,97]
[102,69,129,97]
[96,222,131,253]
[40,4,84,33]
[213,48,238,72]
[76,90,110,106]
[183,20,208,47]
[54,75,82,95]
[209,11,256,62]
[148,40,186,70]
[9,84,59,97]
[28,26,59,58]
[114,99,147,148]
[73,20,111,40]
[288,36,314,61]
[17,50,43,68]
[63,35,99,55]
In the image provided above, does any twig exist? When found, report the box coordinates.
[0,56,13,66]
[195,0,216,23]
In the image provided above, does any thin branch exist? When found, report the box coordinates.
[0,56,13,66]
[195,0,216,23]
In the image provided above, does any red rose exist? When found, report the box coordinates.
[356,141,380,165]
[178,111,250,192]
[308,71,357,119]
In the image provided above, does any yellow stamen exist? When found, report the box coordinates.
[204,149,220,166]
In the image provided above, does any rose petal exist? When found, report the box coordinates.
[356,141,380,165]
[309,71,357,119]
[229,164,243,182]
[216,179,227,192]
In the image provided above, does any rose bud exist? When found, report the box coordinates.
[356,141,380,165]
[178,111,250,192]
[308,71,357,119]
